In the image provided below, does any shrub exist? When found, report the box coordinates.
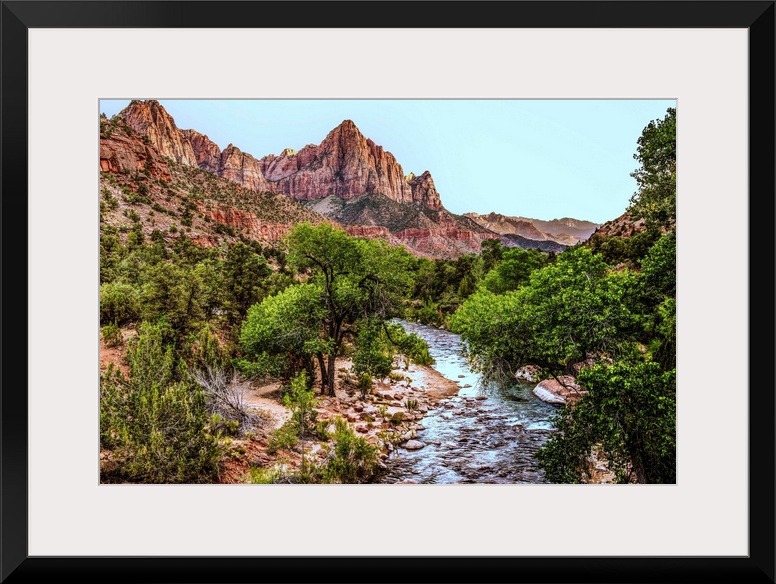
[322,417,379,484]
[357,373,373,400]
[267,421,299,454]
[99,322,223,483]
[249,466,282,484]
[101,322,123,347]
[99,282,139,326]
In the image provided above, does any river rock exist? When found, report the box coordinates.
[404,440,426,450]
[533,375,586,404]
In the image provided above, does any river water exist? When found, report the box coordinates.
[373,320,559,484]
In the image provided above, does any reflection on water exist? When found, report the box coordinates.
[374,320,559,484]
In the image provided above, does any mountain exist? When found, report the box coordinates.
[115,100,500,258]
[99,114,326,248]
[464,211,599,246]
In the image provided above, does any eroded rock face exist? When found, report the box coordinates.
[269,120,429,206]
[407,171,443,210]
[219,144,271,192]
[182,129,222,173]
[198,205,291,241]
[121,100,198,166]
[99,132,171,181]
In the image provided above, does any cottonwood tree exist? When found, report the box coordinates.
[241,222,412,395]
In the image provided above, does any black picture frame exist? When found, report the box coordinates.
[2,1,773,583]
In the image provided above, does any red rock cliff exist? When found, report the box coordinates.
[99,131,171,181]
[121,100,198,166]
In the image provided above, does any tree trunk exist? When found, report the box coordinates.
[316,353,328,393]
[327,351,337,396]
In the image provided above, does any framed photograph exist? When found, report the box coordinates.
[3,1,773,582]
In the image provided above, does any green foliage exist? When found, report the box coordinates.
[280,222,413,394]
[222,242,271,324]
[321,417,379,484]
[267,420,299,454]
[408,253,487,324]
[356,373,373,399]
[480,247,548,294]
[451,247,637,381]
[100,282,139,326]
[352,320,394,382]
[282,371,319,440]
[249,466,282,484]
[403,398,419,412]
[100,321,223,483]
[536,361,676,484]
[239,283,326,381]
[101,322,123,347]
[383,321,434,367]
[628,107,676,229]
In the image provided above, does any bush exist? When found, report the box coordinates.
[100,282,139,326]
[267,421,299,454]
[357,373,373,400]
[101,322,123,347]
[100,322,224,483]
[322,417,379,484]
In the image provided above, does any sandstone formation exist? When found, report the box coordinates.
[219,144,272,192]
[181,129,221,173]
[99,131,171,181]
[121,99,198,166]
[198,205,293,242]
[267,120,442,209]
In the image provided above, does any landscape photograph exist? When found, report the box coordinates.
[98,98,677,485]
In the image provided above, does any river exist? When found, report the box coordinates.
[373,320,559,484]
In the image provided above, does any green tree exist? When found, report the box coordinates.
[282,371,319,475]
[451,246,637,381]
[481,246,548,294]
[536,361,676,484]
[351,319,394,382]
[222,241,271,325]
[99,282,140,326]
[284,222,412,395]
[628,107,676,230]
[239,283,327,382]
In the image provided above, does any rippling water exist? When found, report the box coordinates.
[373,320,559,484]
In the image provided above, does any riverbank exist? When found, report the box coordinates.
[217,356,464,483]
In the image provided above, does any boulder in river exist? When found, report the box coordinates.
[532,375,587,404]
[404,440,426,450]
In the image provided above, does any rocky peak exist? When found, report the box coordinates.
[407,170,442,209]
[219,144,271,192]
[120,100,198,166]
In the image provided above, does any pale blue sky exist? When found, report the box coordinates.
[100,99,675,224]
